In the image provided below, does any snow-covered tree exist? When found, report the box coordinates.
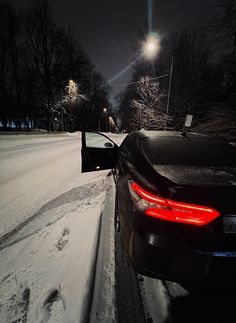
[51,80,87,131]
[54,80,86,113]
[130,76,171,130]
[64,80,86,105]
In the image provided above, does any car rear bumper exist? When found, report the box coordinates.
[129,229,236,287]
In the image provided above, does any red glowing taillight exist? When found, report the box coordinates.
[128,181,220,226]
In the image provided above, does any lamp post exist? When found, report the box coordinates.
[165,56,174,131]
[98,108,108,131]
[108,116,118,133]
[109,117,112,132]
[142,34,174,131]
[103,108,107,131]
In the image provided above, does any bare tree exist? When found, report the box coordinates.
[0,1,24,130]
[22,0,76,131]
[193,107,236,141]
[52,79,87,131]
[0,0,112,132]
[130,76,170,130]
[208,0,236,91]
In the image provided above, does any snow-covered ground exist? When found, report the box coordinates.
[0,132,124,323]
[1,132,235,323]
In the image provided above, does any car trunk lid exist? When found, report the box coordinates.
[153,165,236,251]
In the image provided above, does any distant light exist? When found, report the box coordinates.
[142,33,160,60]
[103,108,107,113]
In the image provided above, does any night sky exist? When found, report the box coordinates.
[14,0,216,103]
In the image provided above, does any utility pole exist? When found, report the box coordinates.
[165,56,174,130]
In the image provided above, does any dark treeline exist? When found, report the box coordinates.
[0,0,111,132]
[117,0,236,140]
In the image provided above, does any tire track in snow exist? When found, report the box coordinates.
[0,178,107,251]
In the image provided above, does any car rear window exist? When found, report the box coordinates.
[142,136,236,167]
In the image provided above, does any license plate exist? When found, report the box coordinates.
[223,216,236,233]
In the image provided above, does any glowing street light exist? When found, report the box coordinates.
[108,116,118,133]
[142,33,160,60]
[109,116,112,132]
[99,108,108,131]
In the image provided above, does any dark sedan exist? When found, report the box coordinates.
[81,130,236,286]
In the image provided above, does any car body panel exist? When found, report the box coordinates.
[81,130,236,286]
[153,165,236,187]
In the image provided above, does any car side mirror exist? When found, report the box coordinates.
[104,142,114,148]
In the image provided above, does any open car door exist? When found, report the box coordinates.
[81,131,118,172]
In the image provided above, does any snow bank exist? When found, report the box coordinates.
[89,173,116,323]
[66,131,81,137]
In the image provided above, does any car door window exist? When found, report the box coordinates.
[85,132,114,148]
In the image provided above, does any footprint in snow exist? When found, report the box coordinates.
[41,288,65,322]
[11,287,30,323]
[0,273,30,323]
[56,228,70,251]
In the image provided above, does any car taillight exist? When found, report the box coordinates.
[128,181,220,226]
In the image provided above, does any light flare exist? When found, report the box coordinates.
[142,33,160,60]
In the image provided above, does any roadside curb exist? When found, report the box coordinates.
[88,172,117,323]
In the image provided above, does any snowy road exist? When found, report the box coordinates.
[0,133,114,322]
[0,133,93,238]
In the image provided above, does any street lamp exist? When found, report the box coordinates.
[142,33,160,60]
[98,108,108,131]
[103,108,107,131]
[142,32,174,130]
[108,116,117,133]
[109,116,112,132]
